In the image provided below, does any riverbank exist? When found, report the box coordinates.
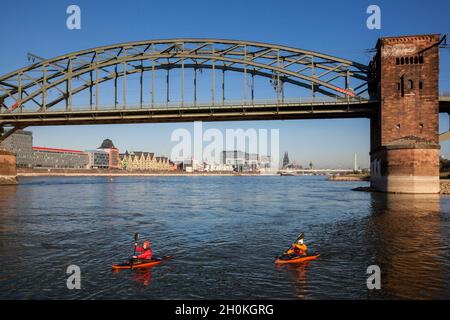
[16,168,262,177]
[353,180,450,194]
[440,180,450,194]
[328,173,370,181]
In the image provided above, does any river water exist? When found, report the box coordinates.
[0,176,449,299]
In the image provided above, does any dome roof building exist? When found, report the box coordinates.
[98,139,116,149]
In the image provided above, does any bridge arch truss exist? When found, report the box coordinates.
[0,39,373,139]
[0,39,370,111]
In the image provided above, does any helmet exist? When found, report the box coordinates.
[143,240,150,248]
[296,233,304,244]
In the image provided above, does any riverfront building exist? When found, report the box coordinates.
[176,158,233,172]
[85,139,121,169]
[259,155,272,169]
[222,151,246,167]
[204,163,234,172]
[0,130,34,167]
[1,131,169,171]
[1,131,122,170]
[119,151,170,171]
[97,139,121,169]
[85,149,110,169]
[181,158,204,172]
[32,147,89,169]
[0,130,89,169]
[221,151,271,172]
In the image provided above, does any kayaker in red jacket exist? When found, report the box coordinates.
[132,240,153,260]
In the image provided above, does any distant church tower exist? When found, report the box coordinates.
[282,152,290,168]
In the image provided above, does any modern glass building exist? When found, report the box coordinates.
[32,147,89,169]
[85,150,110,169]
[221,150,271,172]
[0,130,34,167]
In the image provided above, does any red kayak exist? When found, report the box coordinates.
[112,255,172,270]
[275,253,320,265]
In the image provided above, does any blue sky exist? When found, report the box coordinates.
[1,0,449,168]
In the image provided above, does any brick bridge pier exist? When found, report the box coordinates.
[369,34,441,194]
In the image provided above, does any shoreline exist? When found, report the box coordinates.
[328,176,370,182]
[327,173,370,182]
[17,173,258,177]
[353,181,450,195]
[13,172,450,194]
[440,180,450,195]
[17,170,265,177]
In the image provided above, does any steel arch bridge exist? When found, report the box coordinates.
[0,38,374,140]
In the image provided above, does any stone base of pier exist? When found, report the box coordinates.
[0,149,17,185]
[370,141,440,194]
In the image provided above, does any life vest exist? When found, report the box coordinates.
[287,243,307,255]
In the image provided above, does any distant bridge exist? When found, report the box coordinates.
[279,169,355,175]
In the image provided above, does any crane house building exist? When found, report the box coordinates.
[97,139,121,169]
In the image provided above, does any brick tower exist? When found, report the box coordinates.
[369,34,441,194]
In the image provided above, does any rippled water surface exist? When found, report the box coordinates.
[0,176,449,299]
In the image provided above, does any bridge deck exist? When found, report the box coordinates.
[439,96,450,113]
[1,97,449,127]
[0,99,376,126]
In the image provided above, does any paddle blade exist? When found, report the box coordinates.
[134,233,140,242]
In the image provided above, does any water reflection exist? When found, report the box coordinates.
[276,263,310,299]
[369,193,447,299]
[0,185,18,217]
[133,268,153,287]
[112,268,153,287]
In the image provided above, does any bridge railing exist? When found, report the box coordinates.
[7,96,372,114]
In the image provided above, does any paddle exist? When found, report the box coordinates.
[275,244,292,260]
[130,233,140,270]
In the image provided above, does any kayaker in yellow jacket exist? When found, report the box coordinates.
[286,233,307,256]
